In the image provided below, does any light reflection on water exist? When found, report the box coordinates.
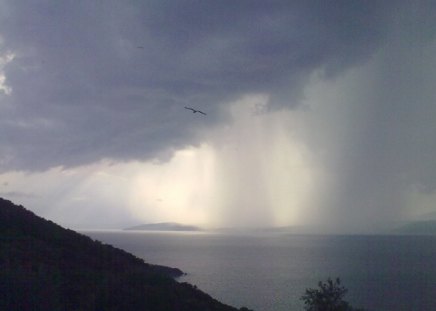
[81,231,436,311]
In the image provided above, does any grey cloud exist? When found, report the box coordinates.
[0,191,39,199]
[296,13,436,232]
[0,0,428,171]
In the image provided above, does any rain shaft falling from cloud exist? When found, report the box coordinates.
[199,95,320,229]
[122,94,320,230]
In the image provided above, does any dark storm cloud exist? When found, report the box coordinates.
[295,2,436,231]
[0,0,419,171]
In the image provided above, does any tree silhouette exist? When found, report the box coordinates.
[300,278,365,311]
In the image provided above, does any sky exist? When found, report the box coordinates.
[0,1,435,233]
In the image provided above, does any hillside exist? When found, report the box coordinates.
[0,198,250,311]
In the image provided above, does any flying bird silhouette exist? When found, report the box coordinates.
[184,107,206,115]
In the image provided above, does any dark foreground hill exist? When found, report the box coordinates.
[0,198,250,311]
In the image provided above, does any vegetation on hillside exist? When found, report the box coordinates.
[300,278,365,311]
[0,198,250,311]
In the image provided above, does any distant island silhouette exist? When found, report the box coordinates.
[0,198,251,311]
[393,220,436,235]
[124,223,301,234]
[124,222,203,232]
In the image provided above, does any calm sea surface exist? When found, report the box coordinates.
[81,231,436,311]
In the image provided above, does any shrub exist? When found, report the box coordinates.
[300,278,365,311]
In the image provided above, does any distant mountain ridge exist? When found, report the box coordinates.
[0,198,250,311]
[123,223,300,233]
[393,220,436,235]
[124,222,202,232]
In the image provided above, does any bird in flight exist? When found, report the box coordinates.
[137,46,144,49]
[184,107,206,115]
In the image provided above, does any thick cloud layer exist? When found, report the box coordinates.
[0,0,397,171]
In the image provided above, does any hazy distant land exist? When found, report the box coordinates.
[393,220,436,235]
[124,222,203,231]
[123,222,301,234]
[124,221,436,236]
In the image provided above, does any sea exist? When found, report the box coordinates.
[81,231,436,311]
